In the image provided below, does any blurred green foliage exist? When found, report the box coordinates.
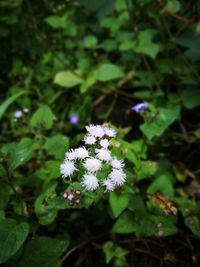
[0,0,200,266]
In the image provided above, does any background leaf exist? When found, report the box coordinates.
[20,236,69,267]
[54,71,83,88]
[30,105,56,130]
[0,219,29,264]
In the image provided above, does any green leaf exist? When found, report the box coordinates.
[140,106,180,140]
[0,91,26,120]
[102,242,115,264]
[96,64,124,82]
[172,25,200,62]
[109,192,129,218]
[0,219,29,264]
[83,35,98,48]
[2,138,38,170]
[133,30,160,59]
[135,161,158,181]
[34,184,58,225]
[147,172,175,197]
[181,88,200,109]
[185,216,200,239]
[44,135,69,160]
[128,194,146,215]
[34,160,61,180]
[30,104,56,130]
[20,236,69,267]
[54,71,83,88]
[112,211,136,234]
[163,0,181,14]
[45,15,66,28]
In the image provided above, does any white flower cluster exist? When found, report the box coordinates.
[60,124,126,192]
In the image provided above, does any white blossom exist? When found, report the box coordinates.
[95,148,111,162]
[100,138,109,149]
[82,173,99,191]
[108,169,126,186]
[84,135,96,145]
[75,147,89,159]
[60,160,77,178]
[23,108,29,113]
[111,158,125,170]
[103,127,116,138]
[83,157,102,172]
[86,124,105,138]
[65,149,77,161]
[14,110,23,119]
[103,179,116,192]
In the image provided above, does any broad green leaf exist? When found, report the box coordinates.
[44,135,69,159]
[147,172,175,197]
[0,91,26,120]
[34,160,60,180]
[2,138,38,170]
[109,192,129,218]
[128,194,146,215]
[173,25,200,62]
[30,104,56,130]
[194,128,200,138]
[96,64,124,82]
[135,161,158,181]
[83,35,97,48]
[45,15,66,28]
[21,236,69,267]
[133,30,160,59]
[0,219,29,264]
[54,71,83,88]
[34,184,58,225]
[102,242,115,263]
[163,0,181,14]
[112,211,136,233]
[153,216,178,236]
[185,216,200,239]
[181,88,200,109]
[119,140,140,168]
[140,106,180,140]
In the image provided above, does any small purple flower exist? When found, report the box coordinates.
[69,114,79,125]
[131,102,149,113]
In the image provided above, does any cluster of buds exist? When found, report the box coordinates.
[62,189,81,206]
[60,124,126,192]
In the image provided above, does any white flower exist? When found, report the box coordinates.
[23,108,29,113]
[95,148,111,162]
[86,124,105,138]
[84,135,96,145]
[75,147,89,159]
[60,160,77,178]
[14,110,23,119]
[111,158,125,170]
[103,179,115,192]
[108,169,126,186]
[100,138,109,149]
[82,173,99,191]
[65,149,77,161]
[83,157,102,172]
[103,127,116,138]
